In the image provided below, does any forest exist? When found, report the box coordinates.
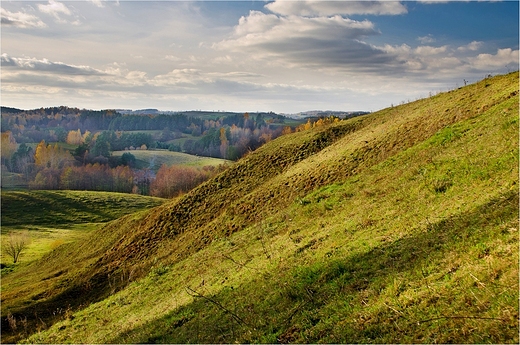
[1,106,336,197]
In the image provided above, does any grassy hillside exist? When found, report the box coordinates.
[1,190,166,226]
[1,191,166,290]
[2,72,518,344]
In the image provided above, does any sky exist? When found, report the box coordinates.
[1,0,519,114]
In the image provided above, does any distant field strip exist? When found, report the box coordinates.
[111,150,230,171]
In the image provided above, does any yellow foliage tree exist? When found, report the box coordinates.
[219,127,229,159]
[34,140,74,169]
[1,131,17,163]
[66,129,83,145]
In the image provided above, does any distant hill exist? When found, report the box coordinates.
[117,108,160,115]
[1,106,24,114]
[2,72,518,344]
[288,109,370,119]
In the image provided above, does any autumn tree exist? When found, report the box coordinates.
[219,127,229,159]
[150,164,212,198]
[282,126,293,135]
[66,129,83,145]
[1,131,17,167]
[30,168,61,189]
[111,165,134,193]
[304,119,312,131]
[34,141,74,169]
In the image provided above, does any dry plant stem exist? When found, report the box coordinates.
[185,286,250,327]
[418,315,509,324]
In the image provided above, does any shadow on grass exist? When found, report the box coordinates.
[108,190,518,344]
[1,190,163,227]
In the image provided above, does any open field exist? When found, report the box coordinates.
[1,223,98,268]
[111,149,230,171]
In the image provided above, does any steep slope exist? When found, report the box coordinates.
[2,72,518,343]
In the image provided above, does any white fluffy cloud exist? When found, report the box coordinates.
[37,0,79,25]
[380,44,519,78]
[471,48,519,69]
[215,11,390,69]
[457,41,483,52]
[265,0,408,16]
[37,0,70,17]
[1,8,47,28]
[216,3,518,80]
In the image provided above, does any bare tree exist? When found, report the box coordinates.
[3,231,30,263]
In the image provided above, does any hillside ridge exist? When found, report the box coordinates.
[2,72,518,343]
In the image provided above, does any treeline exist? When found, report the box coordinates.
[1,106,286,141]
[1,131,227,196]
[29,163,226,196]
[1,106,296,160]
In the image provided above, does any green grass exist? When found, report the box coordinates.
[2,72,518,344]
[1,190,166,226]
[1,190,166,273]
[1,223,98,267]
[167,133,197,147]
[111,149,230,171]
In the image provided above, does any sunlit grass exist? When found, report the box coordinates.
[111,149,230,171]
[4,72,518,344]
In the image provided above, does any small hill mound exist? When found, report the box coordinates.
[2,72,518,344]
[1,190,165,226]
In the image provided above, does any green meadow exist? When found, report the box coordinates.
[111,149,229,171]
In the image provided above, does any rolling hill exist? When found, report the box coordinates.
[1,190,166,226]
[1,72,518,343]
[111,149,229,172]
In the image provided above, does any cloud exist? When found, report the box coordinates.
[265,0,408,16]
[457,41,483,52]
[164,55,182,62]
[37,0,80,24]
[379,42,519,79]
[37,0,71,17]
[215,11,391,69]
[1,8,47,28]
[471,48,519,69]
[150,69,208,86]
[417,34,435,44]
[415,45,448,55]
[416,0,459,3]
[87,0,105,8]
[1,54,106,76]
